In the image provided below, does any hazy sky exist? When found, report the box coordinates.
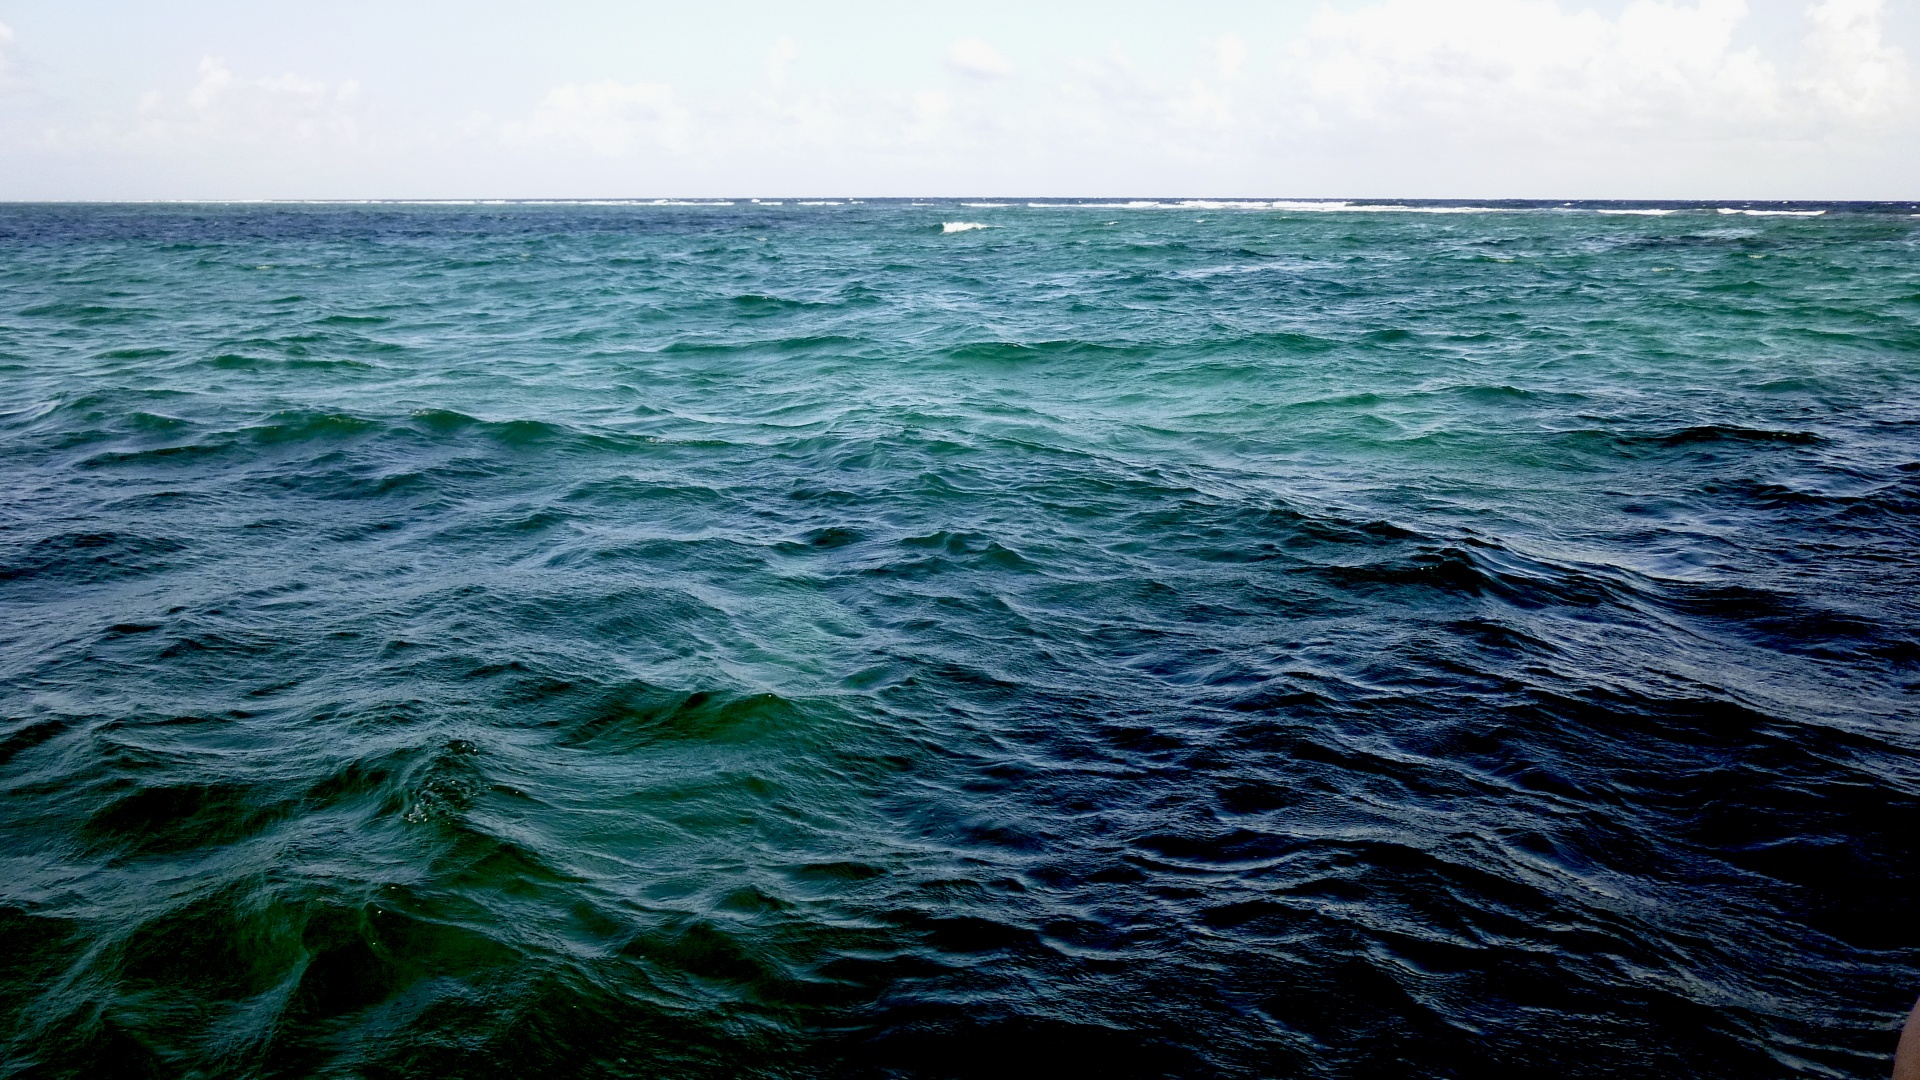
[0,0,1913,199]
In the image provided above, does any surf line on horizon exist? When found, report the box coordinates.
[1719,208,1826,217]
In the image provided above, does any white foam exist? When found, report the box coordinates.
[942,222,992,233]
[76,198,760,207]
[1022,199,1513,214]
[1175,200,1280,210]
[961,202,1010,208]
[797,201,842,206]
[1718,208,1825,217]
[1279,202,1508,214]
[1026,201,1163,209]
[1597,209,1680,216]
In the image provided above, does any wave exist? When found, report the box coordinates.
[0,530,188,585]
[1020,200,1512,214]
[201,353,377,373]
[1718,208,1825,217]
[1294,202,1506,214]
[1550,424,1827,460]
[228,199,747,207]
[942,222,992,233]
[1648,424,1823,448]
[725,293,829,313]
[940,339,1138,363]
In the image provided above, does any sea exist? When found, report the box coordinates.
[2,199,1917,1079]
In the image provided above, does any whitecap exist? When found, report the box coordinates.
[1026,201,1167,209]
[1175,200,1275,210]
[1018,199,1517,214]
[1271,201,1508,214]
[1718,208,1825,217]
[1597,209,1680,216]
[961,202,1011,208]
[942,222,992,233]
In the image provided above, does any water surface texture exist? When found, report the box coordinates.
[3,200,1919,1078]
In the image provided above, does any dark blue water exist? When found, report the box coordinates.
[2,199,1918,1079]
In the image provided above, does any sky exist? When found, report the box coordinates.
[0,0,1913,199]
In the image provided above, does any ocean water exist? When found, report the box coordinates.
[2,199,1918,1079]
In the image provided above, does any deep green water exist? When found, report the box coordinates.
[2,199,1918,1078]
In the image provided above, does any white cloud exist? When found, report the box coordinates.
[766,37,800,89]
[488,0,1912,192]
[906,88,954,145]
[0,21,14,77]
[1290,0,1910,140]
[8,1,1913,198]
[1802,0,1909,114]
[947,38,1013,79]
[1214,34,1248,81]
[126,57,362,147]
[505,80,691,156]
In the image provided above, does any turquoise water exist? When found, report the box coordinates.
[2,200,1918,1078]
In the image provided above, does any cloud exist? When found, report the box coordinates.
[1214,34,1247,81]
[18,1,1910,198]
[1290,0,1910,140]
[124,57,362,148]
[947,38,1013,80]
[1802,0,1908,114]
[479,0,1911,194]
[505,80,691,156]
[766,37,800,89]
[0,21,13,77]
